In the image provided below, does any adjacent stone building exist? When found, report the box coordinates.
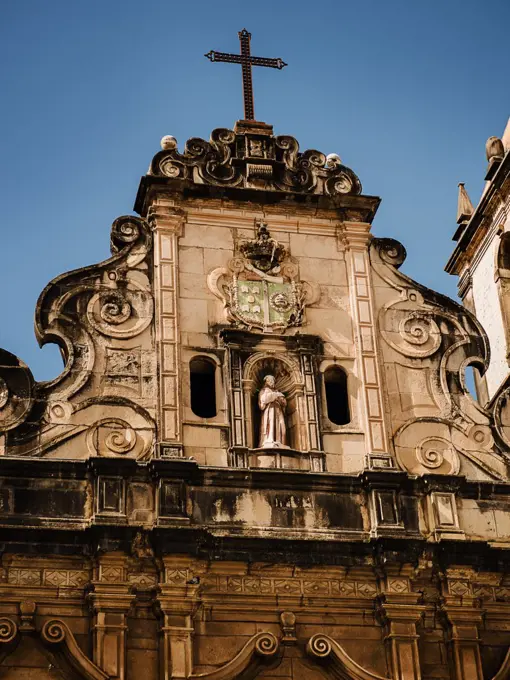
[1,109,510,679]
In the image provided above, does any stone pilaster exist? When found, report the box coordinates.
[344,222,392,469]
[378,568,425,680]
[440,568,483,680]
[156,557,201,680]
[88,554,135,680]
[442,607,483,680]
[149,200,185,449]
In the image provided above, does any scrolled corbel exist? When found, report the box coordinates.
[307,634,332,659]
[253,632,279,657]
[41,619,108,680]
[0,617,18,645]
[0,617,19,664]
[189,631,280,680]
[306,633,387,680]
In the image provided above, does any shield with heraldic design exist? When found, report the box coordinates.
[233,274,297,331]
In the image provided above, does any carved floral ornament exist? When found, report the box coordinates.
[208,222,319,332]
[0,216,156,461]
[150,127,362,196]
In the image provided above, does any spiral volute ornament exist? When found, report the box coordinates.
[105,424,137,454]
[87,418,138,456]
[110,216,142,252]
[382,308,441,359]
[307,634,332,659]
[211,127,236,150]
[86,284,153,339]
[416,441,444,469]
[399,312,439,348]
[373,237,407,268]
[254,632,279,657]
[0,618,17,644]
[99,293,132,325]
[41,619,66,644]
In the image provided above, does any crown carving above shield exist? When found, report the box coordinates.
[239,221,286,273]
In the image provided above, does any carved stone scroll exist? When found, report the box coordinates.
[370,237,509,480]
[1,214,157,461]
[41,619,109,680]
[306,633,386,680]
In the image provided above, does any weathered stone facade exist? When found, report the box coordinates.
[1,117,510,679]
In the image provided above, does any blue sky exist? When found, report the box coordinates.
[1,0,509,381]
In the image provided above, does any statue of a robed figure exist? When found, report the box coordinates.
[258,375,288,449]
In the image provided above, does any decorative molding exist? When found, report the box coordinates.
[201,574,378,598]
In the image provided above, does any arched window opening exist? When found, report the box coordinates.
[324,366,350,425]
[190,357,217,418]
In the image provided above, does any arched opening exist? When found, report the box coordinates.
[324,366,350,425]
[190,357,217,418]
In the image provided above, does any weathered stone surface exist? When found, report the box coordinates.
[1,117,510,680]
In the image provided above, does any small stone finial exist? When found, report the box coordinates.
[485,136,505,181]
[456,183,474,225]
[326,153,342,168]
[160,135,177,151]
[486,136,504,162]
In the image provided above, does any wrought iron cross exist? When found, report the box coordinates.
[205,29,287,121]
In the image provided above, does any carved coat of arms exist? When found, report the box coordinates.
[208,222,318,332]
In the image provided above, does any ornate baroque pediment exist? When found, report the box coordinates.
[141,121,362,198]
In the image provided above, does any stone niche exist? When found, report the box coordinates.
[221,330,324,471]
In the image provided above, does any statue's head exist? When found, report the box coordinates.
[263,375,275,388]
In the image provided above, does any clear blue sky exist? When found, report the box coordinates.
[1,0,509,381]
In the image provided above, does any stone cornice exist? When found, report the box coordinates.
[446,151,510,275]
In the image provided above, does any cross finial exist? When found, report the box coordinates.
[205,30,287,121]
